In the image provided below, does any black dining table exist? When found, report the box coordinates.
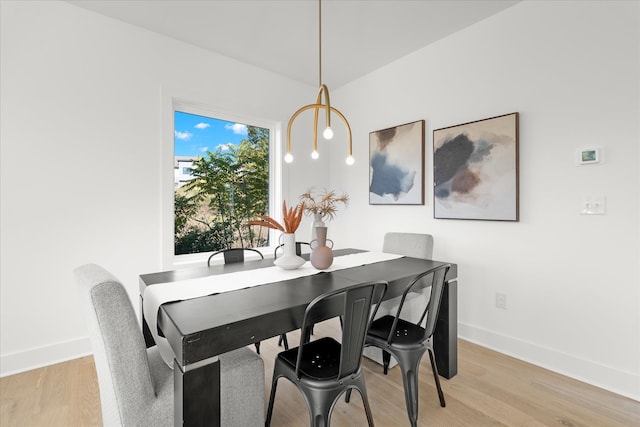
[139,248,458,427]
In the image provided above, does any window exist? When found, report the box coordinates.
[165,99,280,265]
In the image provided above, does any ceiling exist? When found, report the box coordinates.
[66,0,521,89]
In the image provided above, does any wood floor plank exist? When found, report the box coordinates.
[1,318,638,426]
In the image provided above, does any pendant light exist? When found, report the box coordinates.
[284,0,354,166]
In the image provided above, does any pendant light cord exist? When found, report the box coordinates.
[318,0,322,87]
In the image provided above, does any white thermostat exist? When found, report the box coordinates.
[578,147,601,165]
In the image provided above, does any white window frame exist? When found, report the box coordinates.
[162,91,282,269]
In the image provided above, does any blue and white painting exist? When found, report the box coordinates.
[369,120,424,205]
[433,113,519,221]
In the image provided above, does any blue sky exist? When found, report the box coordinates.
[174,110,248,157]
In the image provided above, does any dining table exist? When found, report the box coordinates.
[139,248,458,427]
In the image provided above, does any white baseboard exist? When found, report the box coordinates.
[0,337,92,378]
[3,325,639,404]
[458,322,640,402]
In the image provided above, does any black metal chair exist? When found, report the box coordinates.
[207,248,289,354]
[352,264,451,427]
[273,241,311,259]
[363,232,435,370]
[207,247,264,266]
[266,281,388,427]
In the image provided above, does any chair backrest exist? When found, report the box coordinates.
[296,281,388,381]
[386,264,450,344]
[274,241,310,259]
[74,264,157,426]
[207,247,264,266]
[383,232,434,259]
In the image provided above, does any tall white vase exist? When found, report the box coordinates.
[273,233,305,270]
[311,213,326,242]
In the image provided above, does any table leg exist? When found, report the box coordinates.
[140,295,156,348]
[174,357,221,427]
[433,279,457,379]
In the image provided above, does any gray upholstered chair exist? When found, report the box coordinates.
[75,263,265,426]
[362,232,434,371]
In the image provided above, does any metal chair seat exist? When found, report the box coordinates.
[278,337,341,381]
[368,316,426,347]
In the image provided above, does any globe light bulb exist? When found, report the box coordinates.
[323,127,333,139]
[311,150,319,159]
[284,152,294,163]
[346,155,355,165]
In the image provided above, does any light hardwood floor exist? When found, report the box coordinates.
[2,319,639,426]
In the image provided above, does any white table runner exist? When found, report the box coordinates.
[143,251,403,367]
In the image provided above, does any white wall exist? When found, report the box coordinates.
[330,0,639,400]
[0,1,321,374]
[1,0,638,402]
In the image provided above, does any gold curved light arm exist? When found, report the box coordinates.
[286,103,352,159]
[311,84,331,154]
[316,84,331,130]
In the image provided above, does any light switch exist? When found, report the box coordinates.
[580,196,606,215]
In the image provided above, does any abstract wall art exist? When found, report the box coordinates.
[433,112,519,221]
[369,120,425,205]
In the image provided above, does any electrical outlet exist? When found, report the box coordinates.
[580,195,606,215]
[495,293,507,309]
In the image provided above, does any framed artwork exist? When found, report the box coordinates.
[433,112,519,221]
[369,120,425,205]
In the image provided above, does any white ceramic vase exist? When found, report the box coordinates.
[273,233,305,270]
[311,213,326,242]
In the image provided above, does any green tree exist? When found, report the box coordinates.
[174,126,270,255]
